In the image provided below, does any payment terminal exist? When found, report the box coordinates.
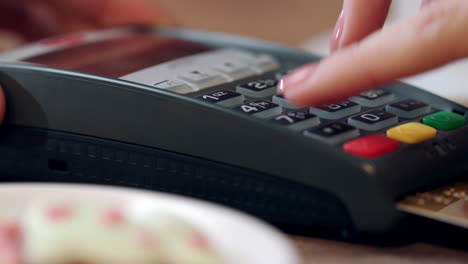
[0,26,467,240]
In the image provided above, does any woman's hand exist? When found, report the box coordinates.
[280,0,468,106]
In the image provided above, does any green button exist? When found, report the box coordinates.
[422,111,467,131]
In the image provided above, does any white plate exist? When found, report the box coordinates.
[0,183,300,264]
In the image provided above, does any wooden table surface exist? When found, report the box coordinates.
[288,236,468,264]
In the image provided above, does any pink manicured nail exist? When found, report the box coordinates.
[330,10,344,52]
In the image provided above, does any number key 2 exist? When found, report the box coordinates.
[235,100,282,119]
[197,89,245,107]
[236,79,277,98]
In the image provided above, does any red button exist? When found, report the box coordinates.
[343,134,398,158]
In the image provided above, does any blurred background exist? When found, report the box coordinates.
[157,0,418,51]
[157,0,342,47]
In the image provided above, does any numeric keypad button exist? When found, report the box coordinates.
[272,94,304,109]
[304,122,359,145]
[236,79,277,98]
[210,62,257,80]
[240,53,280,73]
[196,90,244,107]
[348,109,398,131]
[153,79,195,94]
[177,70,227,89]
[385,99,431,118]
[386,122,437,144]
[422,111,467,131]
[220,49,280,73]
[271,111,320,131]
[309,100,361,120]
[235,100,282,119]
[350,90,394,107]
[343,135,399,158]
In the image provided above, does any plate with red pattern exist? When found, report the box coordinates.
[0,183,299,264]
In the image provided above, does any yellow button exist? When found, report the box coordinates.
[386,122,437,144]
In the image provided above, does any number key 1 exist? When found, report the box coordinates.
[197,90,245,107]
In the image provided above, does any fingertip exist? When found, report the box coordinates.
[281,54,374,107]
[282,63,317,87]
[281,62,320,105]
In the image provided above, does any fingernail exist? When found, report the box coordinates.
[278,64,313,95]
[330,10,344,52]
[279,63,320,101]
[277,79,285,94]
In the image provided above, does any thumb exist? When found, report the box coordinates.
[281,0,468,106]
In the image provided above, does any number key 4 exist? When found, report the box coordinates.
[235,100,282,119]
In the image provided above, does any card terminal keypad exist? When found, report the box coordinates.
[190,52,467,159]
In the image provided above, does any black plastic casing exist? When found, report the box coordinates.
[0,27,467,239]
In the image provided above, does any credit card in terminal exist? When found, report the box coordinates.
[397,181,468,229]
